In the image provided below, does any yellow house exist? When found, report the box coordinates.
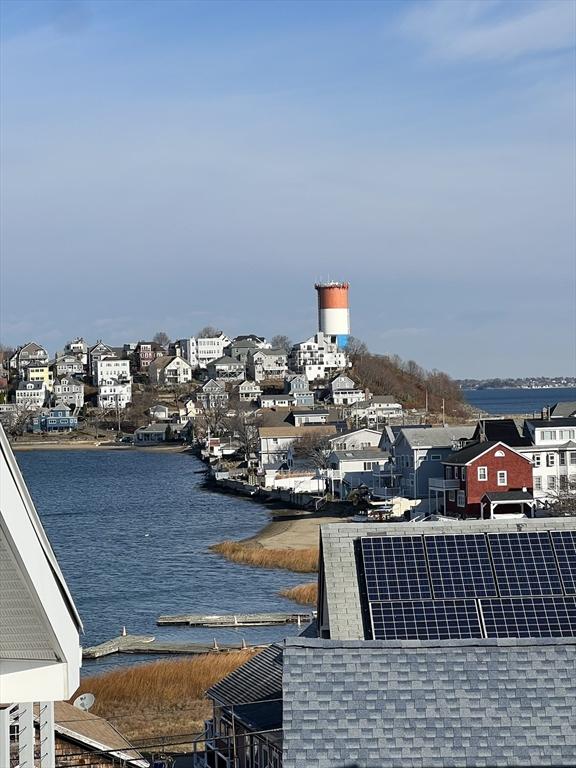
[26,364,54,391]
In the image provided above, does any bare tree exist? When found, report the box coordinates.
[294,431,333,469]
[345,336,369,363]
[153,331,170,347]
[224,405,261,462]
[197,326,219,339]
[194,399,229,438]
[6,403,37,438]
[271,335,293,353]
[544,478,576,516]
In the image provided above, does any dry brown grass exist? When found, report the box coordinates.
[280,582,318,606]
[210,541,319,573]
[74,650,256,750]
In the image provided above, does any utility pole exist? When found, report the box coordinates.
[441,398,445,427]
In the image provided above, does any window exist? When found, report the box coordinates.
[454,467,459,479]
[560,476,568,490]
[431,453,442,461]
[546,454,556,467]
[533,454,541,467]
[477,466,488,481]
[363,462,374,471]
[570,452,576,465]
[448,490,455,502]
[446,466,452,479]
[548,476,557,490]
[560,452,566,466]
[541,430,557,440]
[534,476,542,491]
[461,467,467,481]
[497,470,507,486]
[457,491,465,508]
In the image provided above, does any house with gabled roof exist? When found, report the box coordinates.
[148,355,194,386]
[0,425,83,767]
[9,342,49,374]
[247,348,288,382]
[195,378,228,409]
[391,424,476,498]
[237,379,262,402]
[431,440,534,518]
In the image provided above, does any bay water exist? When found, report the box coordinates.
[463,386,576,416]
[16,449,305,675]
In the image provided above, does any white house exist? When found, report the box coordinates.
[258,425,337,469]
[327,447,389,499]
[247,349,288,382]
[237,380,262,402]
[289,332,349,381]
[350,396,404,425]
[196,333,231,367]
[328,428,383,451]
[93,358,131,386]
[64,337,88,365]
[259,394,292,409]
[98,381,132,410]
[330,374,365,406]
[148,355,194,386]
[0,424,83,768]
[520,418,576,504]
[15,380,47,408]
[53,376,84,410]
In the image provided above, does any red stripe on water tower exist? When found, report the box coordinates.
[315,283,350,309]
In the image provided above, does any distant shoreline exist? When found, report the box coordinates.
[11,440,189,453]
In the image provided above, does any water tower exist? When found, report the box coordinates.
[315,282,350,348]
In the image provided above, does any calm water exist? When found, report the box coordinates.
[463,387,576,415]
[15,450,305,675]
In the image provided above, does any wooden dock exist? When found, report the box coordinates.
[156,611,315,627]
[83,634,265,659]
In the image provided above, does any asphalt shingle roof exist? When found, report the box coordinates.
[206,643,283,705]
[282,638,576,768]
[401,425,475,449]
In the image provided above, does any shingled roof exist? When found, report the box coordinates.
[206,643,283,706]
[282,638,576,768]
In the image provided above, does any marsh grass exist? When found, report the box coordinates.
[210,541,319,572]
[279,582,318,605]
[74,650,256,750]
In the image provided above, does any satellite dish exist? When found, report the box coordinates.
[73,693,95,712]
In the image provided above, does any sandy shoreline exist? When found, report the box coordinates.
[246,514,349,550]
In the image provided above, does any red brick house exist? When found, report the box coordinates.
[438,441,534,519]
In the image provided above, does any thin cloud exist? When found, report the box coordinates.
[399,0,576,62]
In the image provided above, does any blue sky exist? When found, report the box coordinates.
[1,0,574,378]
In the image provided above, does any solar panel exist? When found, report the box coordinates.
[370,599,483,640]
[361,536,431,601]
[425,534,497,599]
[551,531,576,595]
[488,532,563,596]
[481,596,576,638]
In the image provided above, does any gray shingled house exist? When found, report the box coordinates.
[203,518,576,768]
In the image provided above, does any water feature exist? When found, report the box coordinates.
[15,449,306,675]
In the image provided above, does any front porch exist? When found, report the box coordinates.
[428,478,460,514]
[480,491,536,519]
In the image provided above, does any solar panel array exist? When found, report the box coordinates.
[360,529,576,641]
